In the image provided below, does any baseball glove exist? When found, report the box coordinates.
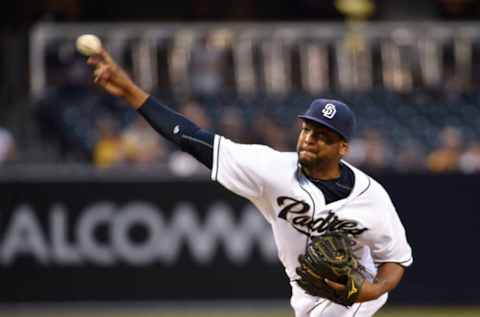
[295,231,365,307]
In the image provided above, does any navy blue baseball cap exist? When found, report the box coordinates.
[298,99,356,140]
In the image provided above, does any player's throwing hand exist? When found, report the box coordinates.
[87,49,148,108]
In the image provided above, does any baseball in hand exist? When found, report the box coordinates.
[76,34,102,56]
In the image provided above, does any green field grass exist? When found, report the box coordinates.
[2,307,480,317]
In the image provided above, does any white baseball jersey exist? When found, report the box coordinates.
[211,135,413,317]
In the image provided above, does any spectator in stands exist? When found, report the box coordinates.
[394,139,426,172]
[0,127,15,164]
[250,114,291,151]
[364,129,392,171]
[459,142,480,174]
[121,116,166,166]
[217,106,248,142]
[345,129,392,172]
[93,117,126,168]
[177,100,212,129]
[189,31,230,95]
[427,126,462,173]
[343,136,367,167]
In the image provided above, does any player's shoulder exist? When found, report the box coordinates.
[219,135,296,158]
[217,135,298,169]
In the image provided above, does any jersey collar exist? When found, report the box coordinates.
[340,160,371,201]
[297,160,371,210]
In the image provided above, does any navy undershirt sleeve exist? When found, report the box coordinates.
[137,96,214,169]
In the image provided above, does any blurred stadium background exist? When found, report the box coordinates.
[1,0,480,316]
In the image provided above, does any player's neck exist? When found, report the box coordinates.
[302,162,342,181]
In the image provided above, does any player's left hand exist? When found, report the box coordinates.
[324,278,345,292]
[325,278,379,303]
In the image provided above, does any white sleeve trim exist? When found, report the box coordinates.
[375,256,413,268]
[211,134,222,182]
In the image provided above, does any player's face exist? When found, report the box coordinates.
[296,120,348,167]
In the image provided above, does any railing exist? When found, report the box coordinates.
[30,22,480,99]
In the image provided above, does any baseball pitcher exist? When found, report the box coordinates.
[86,48,412,317]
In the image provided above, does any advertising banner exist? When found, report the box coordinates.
[1,175,479,305]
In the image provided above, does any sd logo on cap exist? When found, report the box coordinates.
[298,99,356,140]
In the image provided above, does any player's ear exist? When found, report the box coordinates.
[339,140,349,156]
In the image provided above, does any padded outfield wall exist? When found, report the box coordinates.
[0,173,478,305]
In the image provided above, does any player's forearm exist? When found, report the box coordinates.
[137,96,214,168]
[357,262,405,302]
[124,83,149,109]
